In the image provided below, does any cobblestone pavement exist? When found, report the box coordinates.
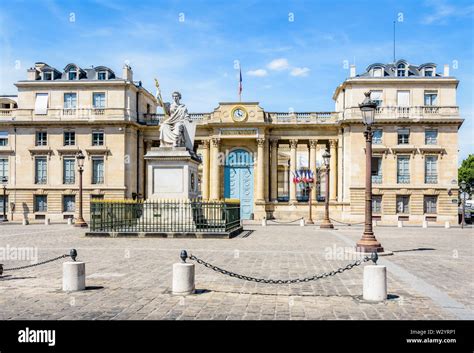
[0,222,472,320]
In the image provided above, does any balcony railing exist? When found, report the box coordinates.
[139,113,210,126]
[397,175,410,184]
[425,174,438,184]
[372,175,383,184]
[268,112,336,124]
[0,109,14,117]
[346,106,459,120]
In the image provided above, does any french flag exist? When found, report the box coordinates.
[238,66,242,99]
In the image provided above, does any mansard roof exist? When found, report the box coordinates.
[358,59,442,78]
[30,62,119,81]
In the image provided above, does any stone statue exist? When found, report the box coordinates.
[154,79,194,150]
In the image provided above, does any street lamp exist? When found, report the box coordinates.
[356,92,384,253]
[1,176,7,222]
[74,151,88,228]
[460,180,467,229]
[320,149,333,229]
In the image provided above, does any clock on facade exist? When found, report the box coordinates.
[231,106,248,122]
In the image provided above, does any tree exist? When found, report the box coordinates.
[458,154,474,191]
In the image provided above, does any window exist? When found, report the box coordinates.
[424,91,438,106]
[372,195,382,214]
[370,91,383,107]
[36,131,47,146]
[63,158,75,184]
[35,157,47,184]
[97,71,107,80]
[424,196,437,214]
[64,93,77,109]
[397,156,410,184]
[34,93,48,115]
[0,131,8,146]
[92,157,104,184]
[93,93,105,108]
[34,195,47,212]
[373,67,383,77]
[42,71,52,80]
[397,91,410,106]
[372,129,383,144]
[68,69,77,80]
[0,158,8,182]
[397,128,410,144]
[92,131,104,146]
[425,156,438,184]
[424,68,434,77]
[425,129,438,145]
[64,131,75,146]
[397,63,406,77]
[371,157,382,184]
[396,195,410,213]
[0,195,8,215]
[91,195,104,201]
[63,195,76,212]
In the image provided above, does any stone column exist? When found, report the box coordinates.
[270,139,278,201]
[289,139,298,203]
[309,139,318,202]
[201,140,210,200]
[329,139,338,201]
[256,137,265,202]
[210,138,221,200]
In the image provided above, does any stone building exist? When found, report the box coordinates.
[0,60,463,225]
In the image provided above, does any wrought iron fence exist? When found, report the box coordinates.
[90,199,241,233]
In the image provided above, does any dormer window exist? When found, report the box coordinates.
[42,71,52,80]
[397,64,406,77]
[372,67,383,77]
[68,69,77,80]
[98,71,107,80]
[424,67,434,77]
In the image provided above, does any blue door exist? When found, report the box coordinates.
[224,149,254,219]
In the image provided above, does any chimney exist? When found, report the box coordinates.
[350,64,356,78]
[27,68,39,80]
[443,64,450,77]
[123,64,133,81]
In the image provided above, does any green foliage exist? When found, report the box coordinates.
[458,154,474,189]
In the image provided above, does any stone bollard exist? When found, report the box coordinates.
[422,220,428,228]
[363,265,387,301]
[63,261,86,291]
[44,218,50,226]
[261,217,267,227]
[172,250,195,295]
[397,220,403,228]
[299,218,305,227]
[445,221,450,229]
[67,218,73,225]
[22,218,29,226]
[372,220,377,228]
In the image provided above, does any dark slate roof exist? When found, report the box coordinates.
[357,60,442,78]
[32,62,119,81]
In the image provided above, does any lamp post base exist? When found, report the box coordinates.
[320,220,334,229]
[306,219,314,225]
[356,236,384,253]
[74,218,88,228]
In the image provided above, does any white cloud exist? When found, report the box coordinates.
[267,58,289,71]
[290,67,310,77]
[247,69,267,77]
[421,0,474,25]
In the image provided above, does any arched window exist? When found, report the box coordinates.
[397,64,406,77]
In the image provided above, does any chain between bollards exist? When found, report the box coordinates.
[180,249,379,285]
[0,248,78,275]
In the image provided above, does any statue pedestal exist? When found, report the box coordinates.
[144,147,201,200]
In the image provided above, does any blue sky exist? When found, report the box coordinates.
[0,0,473,160]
